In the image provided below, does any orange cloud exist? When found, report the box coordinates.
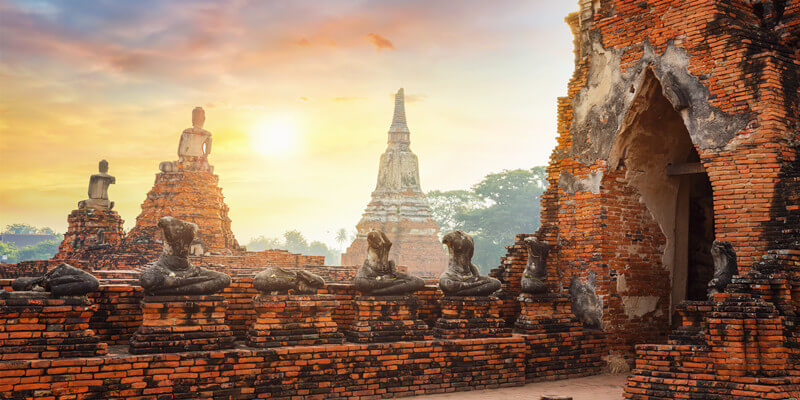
[365,33,394,50]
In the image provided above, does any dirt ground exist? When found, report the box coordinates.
[412,374,628,400]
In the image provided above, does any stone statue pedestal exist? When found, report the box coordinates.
[667,300,713,345]
[129,295,234,354]
[247,294,344,348]
[0,296,107,359]
[345,295,432,343]
[433,296,510,339]
[56,208,125,260]
[514,293,581,334]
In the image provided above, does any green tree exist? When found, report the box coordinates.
[283,230,309,254]
[245,236,282,251]
[427,167,548,274]
[246,231,341,265]
[16,239,61,262]
[335,228,349,251]
[4,224,39,235]
[0,241,19,263]
[425,190,484,233]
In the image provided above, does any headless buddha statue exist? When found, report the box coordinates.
[139,216,231,296]
[520,236,551,294]
[253,267,325,295]
[439,230,501,296]
[353,230,425,295]
[5,263,99,298]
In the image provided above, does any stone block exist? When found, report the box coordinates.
[0,296,107,360]
[515,293,582,334]
[128,295,234,354]
[434,296,510,339]
[247,293,344,348]
[345,295,432,343]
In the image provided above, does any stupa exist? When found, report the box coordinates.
[125,107,241,257]
[341,89,447,276]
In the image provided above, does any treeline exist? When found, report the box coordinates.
[427,166,547,274]
[246,230,341,265]
[0,224,63,263]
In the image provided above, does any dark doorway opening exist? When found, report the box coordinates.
[682,150,715,300]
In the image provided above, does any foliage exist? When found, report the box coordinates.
[3,223,55,235]
[426,167,548,274]
[15,240,62,263]
[0,241,19,263]
[246,231,340,265]
[0,223,64,263]
[335,228,350,251]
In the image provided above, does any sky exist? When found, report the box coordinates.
[0,0,578,249]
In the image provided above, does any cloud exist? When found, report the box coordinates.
[365,33,394,50]
[388,92,426,103]
[405,94,427,103]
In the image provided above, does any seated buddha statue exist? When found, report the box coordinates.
[139,216,231,296]
[439,230,501,296]
[353,230,425,296]
[253,267,325,294]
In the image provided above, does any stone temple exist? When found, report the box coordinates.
[0,1,799,399]
[46,108,329,276]
[342,88,448,276]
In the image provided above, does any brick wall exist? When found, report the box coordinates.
[0,338,526,399]
[0,260,88,279]
[529,0,800,362]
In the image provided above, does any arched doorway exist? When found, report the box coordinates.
[608,69,716,319]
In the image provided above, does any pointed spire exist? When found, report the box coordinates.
[389,88,409,134]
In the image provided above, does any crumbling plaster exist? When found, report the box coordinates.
[568,40,749,168]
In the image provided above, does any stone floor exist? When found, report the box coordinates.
[413,374,628,400]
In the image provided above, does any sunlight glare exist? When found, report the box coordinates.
[251,117,298,156]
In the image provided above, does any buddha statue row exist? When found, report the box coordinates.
[353,229,501,297]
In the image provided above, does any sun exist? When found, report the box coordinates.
[251,117,297,156]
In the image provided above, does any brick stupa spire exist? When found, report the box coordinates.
[341,89,447,276]
[124,108,241,257]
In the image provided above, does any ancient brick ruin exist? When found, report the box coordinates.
[1,1,799,399]
[505,0,799,398]
[43,109,327,280]
[342,89,448,277]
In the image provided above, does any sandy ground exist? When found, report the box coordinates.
[412,374,628,400]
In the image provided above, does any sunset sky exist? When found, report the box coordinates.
[0,0,577,248]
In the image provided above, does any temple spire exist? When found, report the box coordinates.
[388,88,410,146]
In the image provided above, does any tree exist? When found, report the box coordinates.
[245,231,341,265]
[283,230,309,254]
[245,236,282,251]
[0,241,19,263]
[16,240,61,262]
[4,224,39,235]
[425,190,484,233]
[427,167,548,274]
[335,228,349,251]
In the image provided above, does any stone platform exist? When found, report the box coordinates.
[0,296,107,360]
[128,295,235,354]
[345,295,433,343]
[0,336,526,399]
[514,293,581,334]
[434,296,510,339]
[248,293,344,348]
